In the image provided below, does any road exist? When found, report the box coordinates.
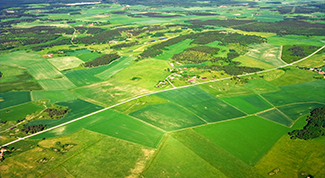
[1,44,324,148]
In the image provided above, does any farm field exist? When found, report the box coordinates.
[48,56,84,71]
[26,61,63,80]
[31,90,77,103]
[155,39,193,60]
[37,77,76,90]
[245,43,285,67]
[76,52,104,62]
[95,56,134,80]
[277,103,325,121]
[0,91,31,110]
[257,109,294,127]
[0,51,43,67]
[0,102,44,122]
[232,55,275,69]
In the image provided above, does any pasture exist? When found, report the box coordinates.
[32,90,77,103]
[267,35,325,46]
[242,79,279,94]
[76,52,104,62]
[257,109,293,127]
[67,49,92,56]
[95,56,134,80]
[254,136,325,178]
[277,103,325,121]
[63,67,105,87]
[48,56,84,71]
[37,77,76,90]
[194,116,289,166]
[0,102,44,122]
[296,53,325,68]
[245,43,285,67]
[130,103,206,131]
[155,39,193,60]
[143,136,227,178]
[232,55,275,69]
[0,91,31,110]
[171,129,264,178]
[26,61,63,80]
[221,94,273,114]
[0,51,43,67]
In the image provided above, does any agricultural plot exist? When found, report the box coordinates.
[95,56,134,80]
[171,129,264,178]
[0,102,44,122]
[130,103,206,131]
[257,109,293,127]
[194,116,289,166]
[245,43,285,67]
[155,39,193,60]
[76,52,104,62]
[0,91,31,110]
[37,77,76,90]
[277,103,325,121]
[0,51,43,67]
[67,49,92,56]
[242,79,279,94]
[63,67,105,87]
[32,90,77,103]
[221,94,273,114]
[48,56,84,71]
[26,99,103,128]
[143,136,227,178]
[26,61,63,80]
[261,80,325,106]
[267,35,325,46]
[296,53,325,68]
[232,55,275,69]
[254,136,325,178]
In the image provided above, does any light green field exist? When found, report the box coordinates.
[38,77,76,90]
[0,102,44,122]
[233,55,275,69]
[260,69,285,82]
[63,68,104,87]
[130,103,206,131]
[258,109,293,127]
[0,91,31,110]
[67,49,92,56]
[267,35,325,46]
[172,129,264,178]
[76,52,104,62]
[32,90,77,103]
[143,136,227,178]
[194,116,289,166]
[221,94,273,114]
[245,43,285,67]
[0,51,43,67]
[236,30,276,38]
[277,103,325,121]
[155,39,193,60]
[296,53,325,68]
[48,56,84,71]
[95,56,134,80]
[254,136,325,178]
[26,61,63,80]
[242,79,279,94]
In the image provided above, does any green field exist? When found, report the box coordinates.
[67,49,92,56]
[194,116,289,166]
[257,109,293,127]
[233,55,275,69]
[143,136,227,178]
[277,103,325,121]
[0,102,44,122]
[155,39,193,60]
[296,53,325,68]
[171,129,264,178]
[267,35,325,46]
[95,56,134,80]
[0,51,43,67]
[76,52,104,62]
[130,103,206,131]
[255,136,325,178]
[32,109,165,148]
[63,67,105,87]
[245,43,285,67]
[221,94,273,114]
[48,56,84,71]
[0,91,31,110]
[242,79,279,94]
[261,80,325,106]
[26,61,63,80]
[31,90,77,103]
[37,77,76,90]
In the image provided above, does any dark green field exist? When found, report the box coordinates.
[0,91,31,110]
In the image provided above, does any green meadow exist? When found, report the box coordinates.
[0,102,44,122]
[31,90,77,103]
[0,91,31,109]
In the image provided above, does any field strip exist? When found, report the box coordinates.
[218,99,249,115]
[127,115,167,132]
[256,115,291,128]
[172,103,209,124]
[1,45,324,147]
[275,108,294,121]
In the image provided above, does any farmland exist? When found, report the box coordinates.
[1,0,325,177]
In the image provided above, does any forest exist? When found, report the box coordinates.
[83,53,120,67]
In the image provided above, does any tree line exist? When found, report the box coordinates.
[83,53,120,67]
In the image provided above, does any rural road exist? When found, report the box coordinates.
[1,44,325,148]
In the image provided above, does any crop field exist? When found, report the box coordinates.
[194,116,289,166]
[0,91,31,109]
[47,56,84,71]
[267,35,325,46]
[257,109,293,127]
[245,43,285,67]
[143,136,227,178]
[221,94,273,114]
[0,51,43,67]
[26,99,103,128]
[0,102,44,122]
[242,79,279,94]
[232,55,275,69]
[130,103,206,131]
[76,52,104,62]
[277,103,325,121]
[261,80,325,106]
[155,39,193,60]
[63,68,105,87]
[31,90,77,103]
[95,56,134,80]
[171,129,264,178]
[37,77,76,90]
[254,136,325,178]
[296,53,325,68]
[67,49,92,56]
[26,61,63,80]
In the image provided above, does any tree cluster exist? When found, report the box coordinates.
[74,29,121,44]
[21,124,47,134]
[83,53,120,67]
[288,107,325,140]
[110,41,138,49]
[43,108,69,119]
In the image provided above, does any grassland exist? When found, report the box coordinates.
[95,56,134,80]
[194,116,289,166]
[277,103,325,121]
[242,79,279,94]
[76,52,104,62]
[0,102,44,122]
[38,77,76,90]
[63,68,104,87]
[245,43,285,67]
[26,61,63,80]
[155,39,193,60]
[48,56,84,71]
[233,55,275,69]
[31,90,77,103]
[0,91,31,110]
[0,51,43,67]
[296,53,325,68]
[267,35,325,46]
[257,109,294,127]
[143,136,227,178]
[67,49,92,56]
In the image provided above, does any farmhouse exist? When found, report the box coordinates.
[42,54,53,57]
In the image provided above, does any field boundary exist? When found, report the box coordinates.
[2,45,324,147]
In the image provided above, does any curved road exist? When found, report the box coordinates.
[1,44,325,148]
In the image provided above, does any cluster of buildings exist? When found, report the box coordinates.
[42,54,53,57]
[0,148,7,162]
